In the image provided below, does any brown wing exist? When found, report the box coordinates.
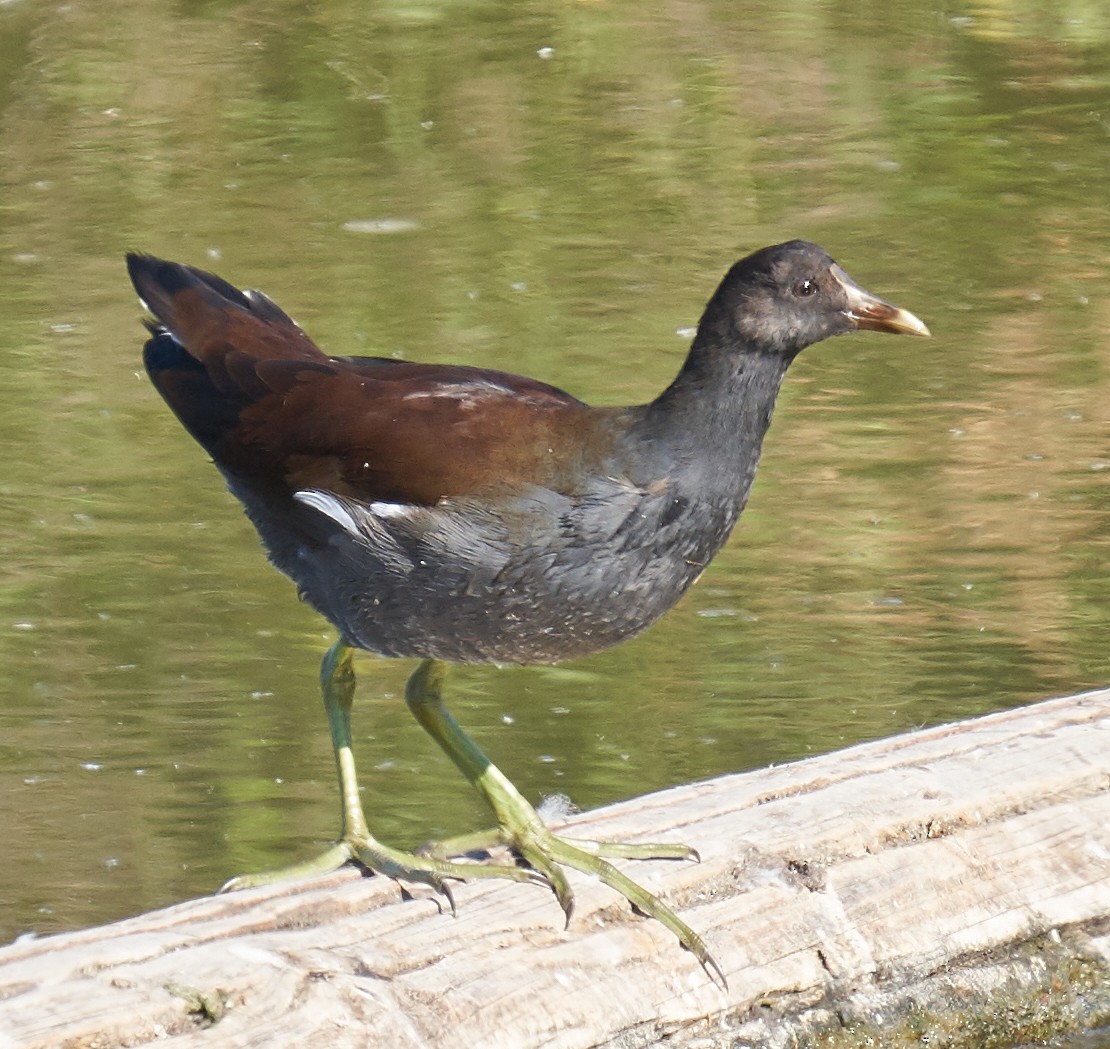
[129,254,607,506]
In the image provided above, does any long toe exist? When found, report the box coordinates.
[508,824,726,988]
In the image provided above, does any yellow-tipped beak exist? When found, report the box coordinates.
[834,264,931,337]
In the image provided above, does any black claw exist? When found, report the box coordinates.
[528,869,554,890]
[704,955,728,992]
[680,939,728,992]
[440,879,457,917]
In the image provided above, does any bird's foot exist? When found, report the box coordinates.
[523,828,725,988]
[421,822,723,988]
[219,832,545,913]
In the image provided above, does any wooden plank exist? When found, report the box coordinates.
[2,689,1109,1048]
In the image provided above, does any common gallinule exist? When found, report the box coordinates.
[128,240,928,985]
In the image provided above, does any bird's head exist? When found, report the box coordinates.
[703,240,930,358]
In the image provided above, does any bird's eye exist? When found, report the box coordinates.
[793,279,818,298]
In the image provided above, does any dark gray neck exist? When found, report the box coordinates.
[639,338,795,501]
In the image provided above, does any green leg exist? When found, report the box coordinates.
[406,658,725,988]
[220,640,541,906]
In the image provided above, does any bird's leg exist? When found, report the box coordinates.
[405,658,725,987]
[221,640,542,905]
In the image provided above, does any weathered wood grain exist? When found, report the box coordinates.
[2,689,1109,1048]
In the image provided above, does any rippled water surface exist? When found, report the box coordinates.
[0,7,1108,1038]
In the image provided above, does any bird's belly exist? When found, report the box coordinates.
[305,538,710,664]
[236,477,740,666]
[296,509,733,664]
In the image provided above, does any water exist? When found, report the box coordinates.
[0,4,1108,1041]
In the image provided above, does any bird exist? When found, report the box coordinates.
[127,240,928,987]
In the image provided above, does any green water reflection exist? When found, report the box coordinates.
[0,10,1107,1018]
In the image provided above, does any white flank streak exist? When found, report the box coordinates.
[294,490,363,536]
[368,501,413,519]
[295,491,416,537]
